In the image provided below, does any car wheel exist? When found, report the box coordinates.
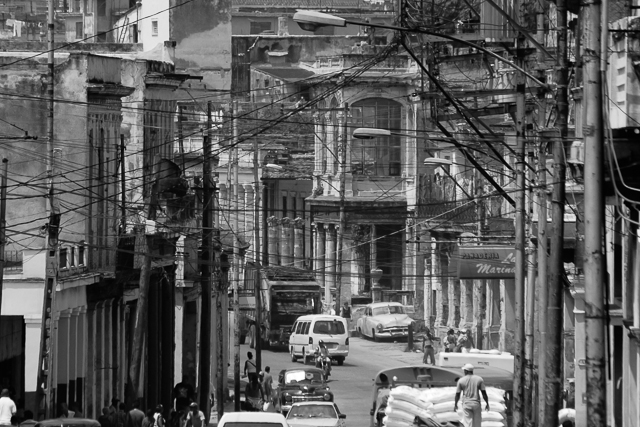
[337,357,344,366]
[290,347,298,363]
[249,325,256,349]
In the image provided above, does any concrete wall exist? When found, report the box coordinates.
[170,0,232,90]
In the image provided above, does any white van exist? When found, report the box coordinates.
[289,314,349,365]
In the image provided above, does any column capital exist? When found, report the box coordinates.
[293,217,305,229]
[267,216,279,227]
[242,183,254,193]
[281,217,292,227]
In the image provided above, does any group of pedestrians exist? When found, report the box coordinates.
[97,399,205,427]
[421,327,475,364]
[242,352,277,412]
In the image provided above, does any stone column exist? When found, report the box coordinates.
[404,219,416,303]
[472,280,487,349]
[325,224,336,309]
[219,184,228,215]
[499,279,516,353]
[315,223,326,291]
[68,309,79,406]
[23,315,42,416]
[351,225,370,296]
[313,113,325,175]
[293,218,305,268]
[58,311,70,403]
[433,239,449,334]
[424,237,434,330]
[104,299,114,405]
[325,112,335,176]
[267,216,279,265]
[447,244,461,328]
[280,218,293,266]
[485,279,501,349]
[86,307,96,418]
[459,279,474,330]
[244,185,254,256]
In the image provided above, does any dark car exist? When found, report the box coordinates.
[276,367,334,415]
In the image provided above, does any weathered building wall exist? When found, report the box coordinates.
[170,0,232,90]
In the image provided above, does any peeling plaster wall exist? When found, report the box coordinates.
[170,0,232,90]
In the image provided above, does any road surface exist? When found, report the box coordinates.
[238,337,424,426]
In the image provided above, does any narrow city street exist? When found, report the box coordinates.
[240,337,424,426]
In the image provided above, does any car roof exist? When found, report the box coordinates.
[35,419,101,427]
[295,314,345,321]
[219,412,287,423]
[369,302,403,308]
[290,402,336,407]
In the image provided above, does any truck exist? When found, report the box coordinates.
[240,263,322,348]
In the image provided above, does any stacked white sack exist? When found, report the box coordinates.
[416,386,508,427]
[382,386,433,426]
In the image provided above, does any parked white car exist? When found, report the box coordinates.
[356,302,414,341]
[285,402,346,427]
[218,412,289,427]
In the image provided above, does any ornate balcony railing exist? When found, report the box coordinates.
[417,174,477,224]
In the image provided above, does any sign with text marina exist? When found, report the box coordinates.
[457,245,516,279]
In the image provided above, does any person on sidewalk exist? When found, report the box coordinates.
[184,403,205,427]
[445,329,456,352]
[0,390,16,427]
[244,352,258,384]
[422,328,436,365]
[128,401,145,427]
[453,364,490,427]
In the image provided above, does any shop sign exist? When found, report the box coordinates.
[458,245,516,279]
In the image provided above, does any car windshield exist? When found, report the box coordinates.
[312,320,345,335]
[372,305,405,316]
[288,405,337,419]
[284,370,324,384]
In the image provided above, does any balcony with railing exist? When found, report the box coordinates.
[233,0,394,11]
[304,54,415,75]
[417,173,477,225]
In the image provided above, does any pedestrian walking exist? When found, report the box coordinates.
[98,408,113,427]
[453,364,490,427]
[445,329,456,352]
[244,377,264,412]
[244,352,258,383]
[341,302,351,319]
[141,410,155,427]
[0,390,16,427]
[153,405,164,427]
[128,401,145,427]
[262,366,274,403]
[184,403,205,427]
[422,328,436,365]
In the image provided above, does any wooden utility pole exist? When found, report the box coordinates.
[543,0,569,421]
[512,4,527,423]
[253,115,262,374]
[524,150,537,426]
[35,1,60,417]
[583,0,607,422]
[120,135,126,235]
[232,101,241,411]
[199,101,214,424]
[129,235,152,399]
[0,159,8,328]
[334,103,348,312]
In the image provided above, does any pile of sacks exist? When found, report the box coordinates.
[382,385,507,427]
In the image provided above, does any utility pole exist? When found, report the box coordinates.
[524,150,537,426]
[0,159,8,328]
[543,0,569,421]
[120,135,126,235]
[199,101,214,424]
[583,0,607,421]
[253,115,262,374]
[512,2,527,422]
[232,101,241,411]
[334,103,348,312]
[36,0,59,417]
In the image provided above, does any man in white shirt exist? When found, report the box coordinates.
[0,389,16,426]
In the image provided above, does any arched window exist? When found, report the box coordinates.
[350,98,401,176]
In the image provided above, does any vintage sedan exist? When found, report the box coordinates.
[356,302,414,341]
[286,402,346,427]
[276,367,334,415]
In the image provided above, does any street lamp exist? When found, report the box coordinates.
[293,11,548,88]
